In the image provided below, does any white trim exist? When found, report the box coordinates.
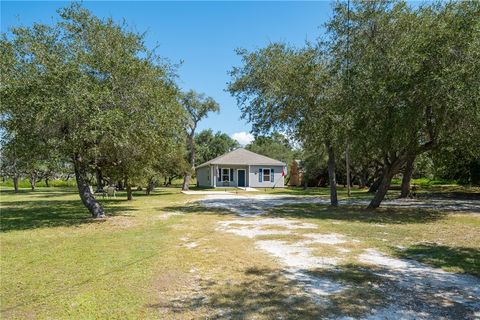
[262,168,271,182]
[237,169,246,187]
[221,167,230,182]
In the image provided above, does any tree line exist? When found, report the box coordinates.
[1,1,479,216]
[228,0,480,209]
[0,4,224,217]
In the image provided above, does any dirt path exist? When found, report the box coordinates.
[200,193,480,213]
[198,194,480,319]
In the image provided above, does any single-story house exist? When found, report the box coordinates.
[195,148,286,188]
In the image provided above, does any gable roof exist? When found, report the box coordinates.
[196,148,285,169]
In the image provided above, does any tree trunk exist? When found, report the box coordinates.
[182,133,196,191]
[126,178,133,200]
[359,168,368,188]
[95,167,103,192]
[13,175,19,193]
[368,158,404,209]
[368,171,384,193]
[146,178,155,195]
[345,145,351,196]
[168,176,174,186]
[45,177,50,187]
[326,142,338,206]
[182,174,191,191]
[73,154,105,218]
[400,156,415,198]
[29,172,37,191]
[117,180,124,190]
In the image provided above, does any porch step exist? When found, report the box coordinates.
[237,187,259,192]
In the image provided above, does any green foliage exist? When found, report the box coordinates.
[229,0,480,207]
[1,3,186,206]
[246,132,294,164]
[195,129,240,165]
[330,0,480,161]
[181,90,220,168]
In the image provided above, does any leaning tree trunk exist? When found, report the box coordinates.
[368,158,404,209]
[13,174,19,193]
[368,171,384,193]
[45,177,50,187]
[400,156,415,198]
[326,142,338,206]
[73,154,105,218]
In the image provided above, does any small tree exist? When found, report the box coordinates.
[181,91,219,191]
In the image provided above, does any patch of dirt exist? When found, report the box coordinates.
[108,216,137,228]
[216,216,349,302]
[155,211,182,220]
[200,193,480,319]
[359,248,480,307]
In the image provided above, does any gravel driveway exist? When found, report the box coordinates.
[198,194,480,319]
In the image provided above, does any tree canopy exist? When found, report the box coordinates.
[195,129,240,165]
[229,0,480,208]
[1,3,185,216]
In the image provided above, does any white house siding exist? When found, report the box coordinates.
[248,165,285,188]
[196,166,212,187]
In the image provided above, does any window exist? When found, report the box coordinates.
[222,168,230,182]
[263,169,270,182]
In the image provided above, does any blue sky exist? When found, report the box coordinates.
[1,1,333,145]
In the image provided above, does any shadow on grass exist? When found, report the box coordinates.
[271,203,448,224]
[1,199,137,232]
[161,201,448,224]
[416,191,480,201]
[148,263,477,319]
[147,267,324,319]
[394,243,480,277]
[0,187,78,198]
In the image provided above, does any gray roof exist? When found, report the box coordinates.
[196,148,285,169]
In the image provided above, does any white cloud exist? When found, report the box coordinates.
[231,131,254,146]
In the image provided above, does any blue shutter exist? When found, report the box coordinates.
[271,168,274,182]
[259,168,263,182]
[230,168,234,181]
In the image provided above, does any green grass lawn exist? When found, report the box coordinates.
[1,185,479,319]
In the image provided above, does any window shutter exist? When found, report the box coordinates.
[271,168,274,182]
[230,168,234,181]
[259,168,263,182]
[218,168,222,181]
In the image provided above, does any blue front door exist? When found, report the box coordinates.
[238,170,246,187]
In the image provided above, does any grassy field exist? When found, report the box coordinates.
[1,185,479,319]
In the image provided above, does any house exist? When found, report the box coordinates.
[195,148,286,188]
